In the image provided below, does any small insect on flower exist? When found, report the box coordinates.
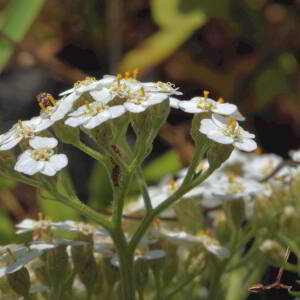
[36,93,56,111]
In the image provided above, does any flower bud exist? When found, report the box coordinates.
[78,254,98,294]
[46,245,70,290]
[71,234,94,272]
[260,240,286,266]
[280,205,300,235]
[7,267,30,298]
[206,142,233,169]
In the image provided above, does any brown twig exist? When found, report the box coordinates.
[248,247,292,293]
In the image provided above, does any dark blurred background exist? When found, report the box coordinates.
[0,0,299,298]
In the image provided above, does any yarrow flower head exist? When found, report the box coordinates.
[14,136,68,176]
[200,114,257,152]
[65,101,126,129]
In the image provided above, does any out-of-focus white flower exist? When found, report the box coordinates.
[124,87,168,113]
[289,149,300,162]
[14,137,68,176]
[16,218,66,234]
[211,175,265,200]
[200,114,257,152]
[111,249,166,267]
[65,102,126,129]
[154,229,229,259]
[245,153,290,181]
[0,118,53,151]
[178,92,237,116]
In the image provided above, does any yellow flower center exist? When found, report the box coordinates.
[31,148,54,161]
[196,90,216,110]
[129,87,147,104]
[16,121,34,138]
[85,103,108,117]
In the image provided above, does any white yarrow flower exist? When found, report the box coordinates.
[124,87,168,113]
[65,102,126,129]
[200,114,257,152]
[14,137,68,176]
[0,118,54,151]
[179,93,237,116]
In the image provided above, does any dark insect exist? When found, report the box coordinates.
[112,165,121,187]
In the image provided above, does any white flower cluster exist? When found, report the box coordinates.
[0,71,256,176]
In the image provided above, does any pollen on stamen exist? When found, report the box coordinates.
[140,87,145,97]
[132,68,139,79]
[255,147,263,155]
[218,97,224,103]
[203,90,210,99]
[124,71,131,80]
[228,174,236,184]
[153,218,161,228]
[228,117,237,129]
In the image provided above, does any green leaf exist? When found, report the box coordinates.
[0,0,45,72]
[143,150,181,182]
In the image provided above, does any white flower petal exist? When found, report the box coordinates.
[35,118,55,132]
[40,162,57,176]
[199,119,218,134]
[14,157,45,175]
[68,105,87,117]
[239,128,255,139]
[30,137,58,149]
[65,115,90,127]
[0,135,22,150]
[84,111,111,129]
[124,102,146,113]
[233,139,257,152]
[90,88,113,103]
[145,93,168,106]
[49,154,68,171]
[213,103,237,115]
[207,132,234,144]
[179,101,204,113]
[109,105,126,119]
[169,97,180,109]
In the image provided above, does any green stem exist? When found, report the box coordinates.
[74,141,105,161]
[165,269,205,300]
[136,167,152,212]
[112,171,134,229]
[181,143,209,185]
[111,231,136,300]
[129,167,216,251]
[51,190,113,232]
